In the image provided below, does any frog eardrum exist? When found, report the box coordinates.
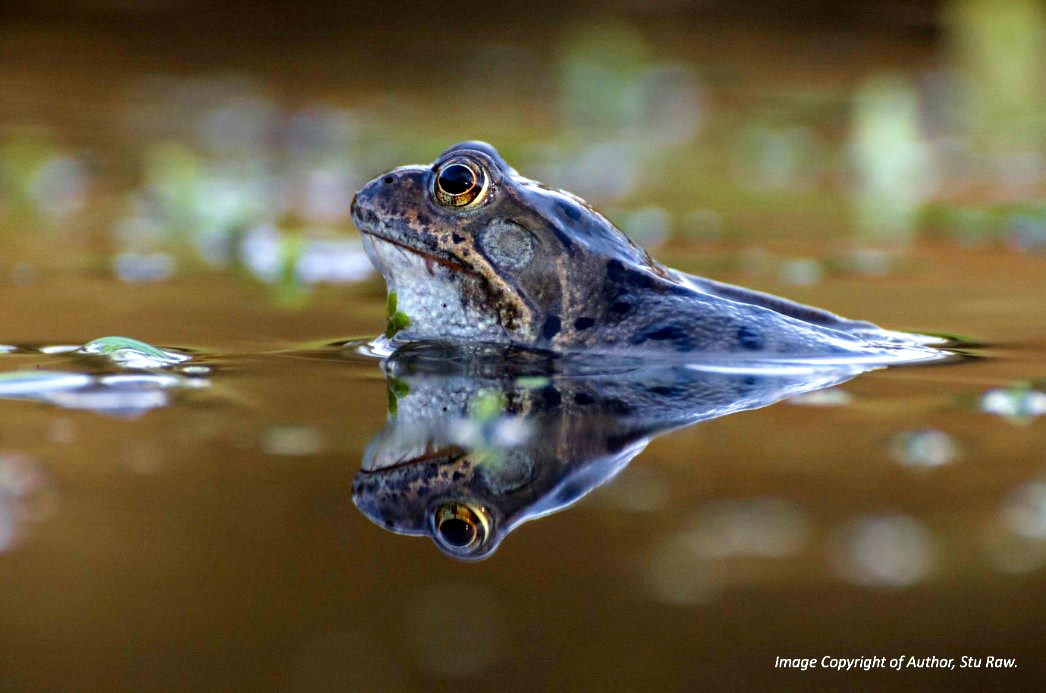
[434,157,489,208]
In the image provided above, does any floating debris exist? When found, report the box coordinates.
[81,336,189,368]
[890,429,959,468]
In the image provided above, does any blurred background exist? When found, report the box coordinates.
[0,1,1043,690]
[1,0,1041,306]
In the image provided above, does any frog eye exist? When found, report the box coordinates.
[434,158,489,208]
[432,501,491,555]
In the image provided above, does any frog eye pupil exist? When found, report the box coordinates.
[438,164,476,195]
[438,517,476,547]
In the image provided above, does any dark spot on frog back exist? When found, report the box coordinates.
[736,324,765,351]
[607,258,653,289]
[541,314,561,340]
[557,199,582,222]
[547,220,574,251]
[631,323,695,350]
[573,391,595,405]
[540,384,562,407]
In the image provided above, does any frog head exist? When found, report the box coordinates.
[351,141,664,348]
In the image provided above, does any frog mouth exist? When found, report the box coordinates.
[360,230,469,273]
[360,439,467,473]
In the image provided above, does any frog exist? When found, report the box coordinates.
[352,344,875,560]
[351,141,939,357]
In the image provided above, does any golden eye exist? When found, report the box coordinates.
[434,159,488,208]
[433,502,491,552]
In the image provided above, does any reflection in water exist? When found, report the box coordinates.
[980,384,1046,423]
[890,429,960,468]
[984,479,1046,575]
[0,337,209,417]
[834,515,936,587]
[352,344,891,561]
[0,453,56,554]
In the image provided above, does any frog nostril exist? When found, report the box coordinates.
[383,175,394,185]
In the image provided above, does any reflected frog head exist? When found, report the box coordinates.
[350,141,663,348]
[352,422,587,561]
[352,345,873,560]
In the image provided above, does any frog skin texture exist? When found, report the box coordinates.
[351,141,933,356]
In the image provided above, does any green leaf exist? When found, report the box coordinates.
[385,310,410,338]
[83,336,169,359]
[515,376,551,389]
[386,377,410,416]
[470,389,507,420]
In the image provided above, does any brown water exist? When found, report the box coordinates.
[1,4,1044,690]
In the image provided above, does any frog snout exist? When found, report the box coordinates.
[351,166,419,230]
[350,176,384,229]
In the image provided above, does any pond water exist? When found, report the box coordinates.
[0,3,1043,689]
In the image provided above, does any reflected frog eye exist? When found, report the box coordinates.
[432,502,491,554]
[434,159,489,208]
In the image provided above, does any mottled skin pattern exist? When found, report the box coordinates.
[351,141,930,355]
[352,346,871,560]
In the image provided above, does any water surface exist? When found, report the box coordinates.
[0,4,1043,689]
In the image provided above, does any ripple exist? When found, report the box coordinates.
[0,368,206,417]
[0,371,93,396]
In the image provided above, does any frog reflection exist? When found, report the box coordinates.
[352,345,879,561]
